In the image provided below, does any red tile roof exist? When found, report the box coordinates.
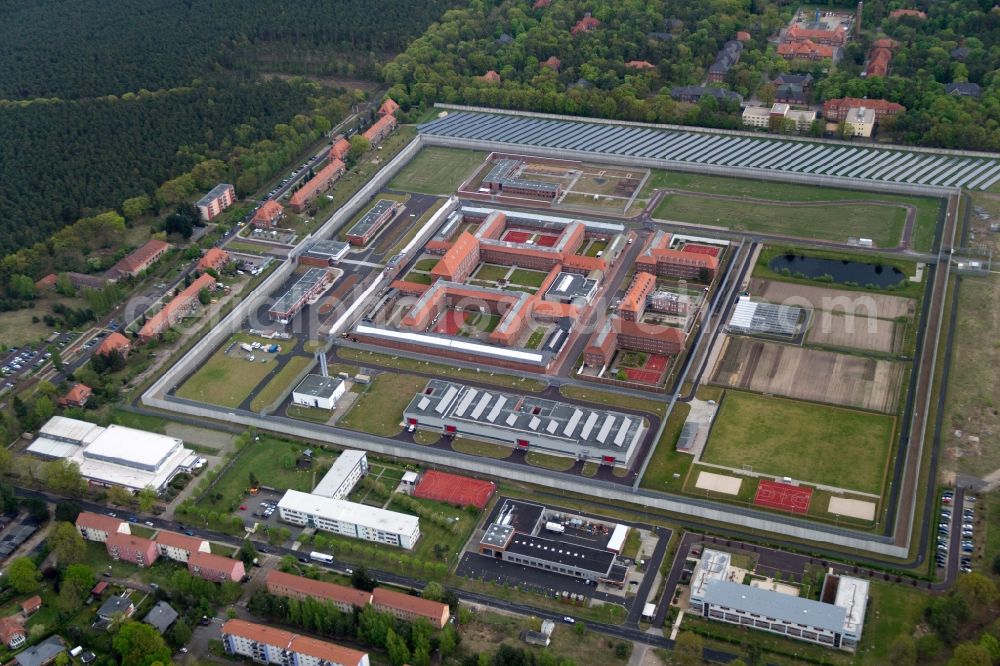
[785,25,847,46]
[197,248,230,272]
[616,316,686,344]
[61,383,92,406]
[865,48,892,78]
[372,587,449,621]
[362,114,397,143]
[110,239,170,277]
[736,31,751,42]
[188,551,242,574]
[107,532,157,555]
[823,97,906,117]
[253,201,284,226]
[627,60,655,70]
[330,138,351,161]
[155,530,206,552]
[97,332,131,357]
[266,571,373,608]
[222,619,367,665]
[76,511,125,534]
[35,274,58,289]
[430,231,478,281]
[777,40,834,59]
[139,273,217,341]
[379,98,400,116]
[533,0,552,7]
[0,617,24,646]
[91,581,109,595]
[290,159,346,210]
[571,14,601,35]
[620,272,655,315]
[481,70,501,83]
[541,56,561,70]
[20,596,42,614]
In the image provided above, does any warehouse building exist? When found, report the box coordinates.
[278,490,420,550]
[345,200,401,246]
[403,379,646,466]
[292,375,345,410]
[311,450,368,500]
[30,417,197,493]
[268,267,333,322]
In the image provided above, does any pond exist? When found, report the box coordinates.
[769,253,905,288]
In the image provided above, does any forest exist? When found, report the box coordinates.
[384,0,1000,150]
[0,0,465,99]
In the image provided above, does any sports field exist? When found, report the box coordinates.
[389,147,488,194]
[654,193,907,248]
[702,391,894,494]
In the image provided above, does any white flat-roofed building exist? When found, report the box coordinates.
[742,106,771,128]
[30,417,197,493]
[689,549,732,612]
[831,574,869,650]
[292,375,345,411]
[278,490,420,549]
[844,107,875,137]
[311,450,368,500]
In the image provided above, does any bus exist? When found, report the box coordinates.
[310,551,334,564]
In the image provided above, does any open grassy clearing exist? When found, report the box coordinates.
[559,385,667,418]
[285,404,331,423]
[654,192,906,248]
[413,258,439,271]
[525,451,575,471]
[402,270,433,285]
[336,347,547,391]
[452,437,512,459]
[857,582,930,666]
[474,264,510,281]
[249,355,313,412]
[338,372,427,437]
[509,268,548,287]
[703,391,894,494]
[389,146,487,194]
[639,402,693,492]
[0,296,90,349]
[175,334,280,408]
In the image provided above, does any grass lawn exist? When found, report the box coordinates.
[249,356,312,412]
[402,271,433,285]
[474,264,510,282]
[175,334,278,408]
[413,429,440,445]
[703,391,894,494]
[452,437,512,459]
[389,147,487,195]
[584,240,608,257]
[338,372,428,436]
[642,170,942,252]
[618,350,648,368]
[524,329,545,349]
[621,529,642,560]
[466,312,501,333]
[655,193,906,248]
[336,348,547,392]
[286,404,331,423]
[202,437,331,512]
[0,295,89,349]
[109,409,168,433]
[525,451,575,471]
[581,462,599,477]
[413,258,439,272]
[508,268,548,288]
[858,582,929,665]
[560,385,667,418]
[639,401,692,491]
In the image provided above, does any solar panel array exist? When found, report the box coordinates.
[419,111,1000,191]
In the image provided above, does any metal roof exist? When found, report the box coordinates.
[702,579,849,634]
[419,111,1000,190]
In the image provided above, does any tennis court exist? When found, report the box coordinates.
[754,480,813,514]
[413,470,496,509]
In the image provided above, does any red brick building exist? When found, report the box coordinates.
[108,239,171,280]
[583,315,684,367]
[265,570,373,613]
[289,159,346,213]
[635,232,718,281]
[251,200,284,228]
[330,137,351,161]
[139,273,216,342]
[362,114,397,146]
[823,97,905,122]
[784,25,848,47]
[481,70,501,83]
[188,552,245,583]
[778,40,834,60]
[196,183,236,221]
[541,56,561,70]
[619,272,656,321]
[626,60,655,70]
[97,332,131,358]
[430,232,481,283]
[571,12,600,36]
[59,383,92,408]
[106,533,159,567]
[378,98,400,117]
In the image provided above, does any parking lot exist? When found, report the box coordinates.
[936,489,978,574]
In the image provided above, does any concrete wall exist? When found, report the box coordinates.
[432,104,1000,161]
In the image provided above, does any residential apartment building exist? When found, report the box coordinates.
[0,617,26,649]
[635,235,718,280]
[105,533,159,567]
[196,248,229,273]
[222,619,370,666]
[362,114,397,146]
[138,273,217,342]
[619,272,655,321]
[844,107,875,137]
[252,201,284,228]
[289,159,346,213]
[311,450,367,500]
[196,183,236,221]
[187,551,245,583]
[371,588,450,629]
[265,571,373,614]
[155,530,210,563]
[822,97,905,122]
[277,490,420,550]
[107,239,171,280]
[76,512,130,543]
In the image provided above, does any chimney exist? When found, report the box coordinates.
[855,1,863,37]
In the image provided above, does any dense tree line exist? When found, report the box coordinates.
[0,77,335,259]
[0,0,465,100]
[385,0,999,151]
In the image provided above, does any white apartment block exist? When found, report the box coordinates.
[311,450,367,500]
[278,490,420,549]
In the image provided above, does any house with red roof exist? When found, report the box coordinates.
[20,596,42,616]
[107,239,171,280]
[34,274,58,291]
[59,383,92,408]
[777,40,835,60]
[251,200,284,228]
[155,530,211,563]
[222,620,369,666]
[196,247,230,273]
[138,273,216,342]
[481,70,501,84]
[378,98,400,116]
[626,60,655,70]
[540,56,561,71]
[890,8,926,19]
[571,12,601,36]
[289,159,346,213]
[266,570,373,613]
[736,31,751,42]
[97,332,131,358]
[76,511,130,543]
[0,617,25,649]
[362,114,397,147]
[106,533,159,567]
[329,138,351,161]
[372,588,450,629]
[188,551,245,583]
